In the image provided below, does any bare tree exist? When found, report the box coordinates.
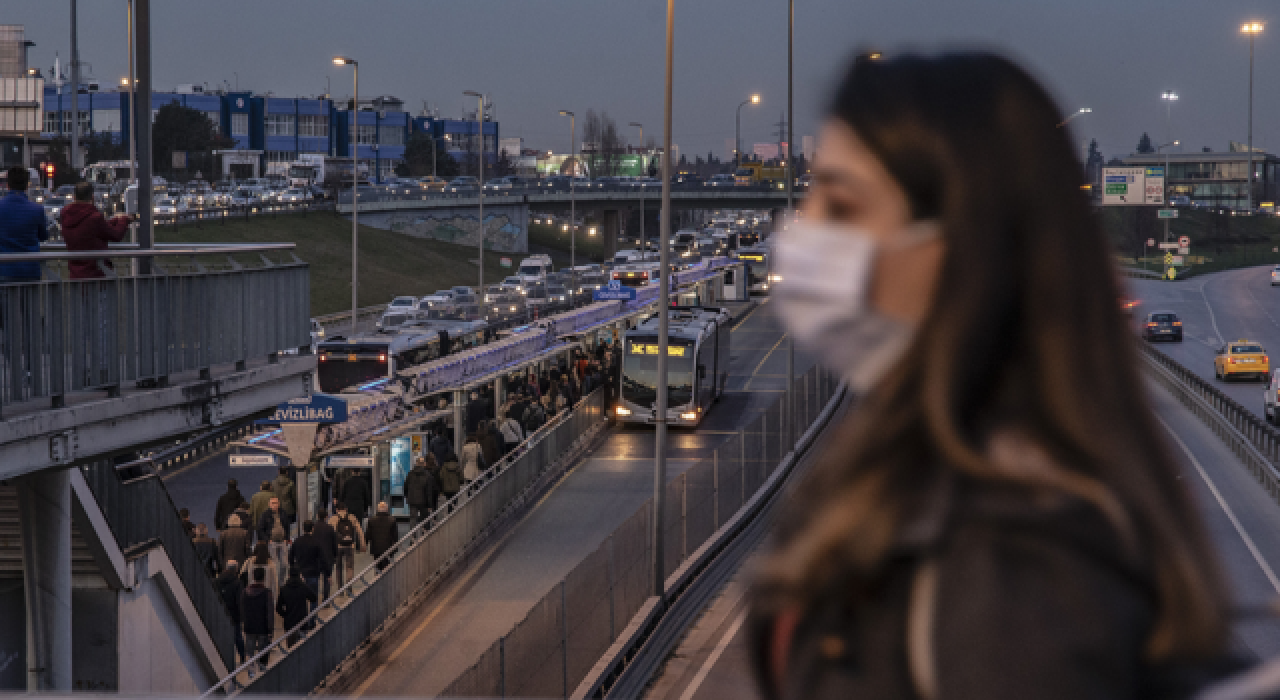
[582,109,625,177]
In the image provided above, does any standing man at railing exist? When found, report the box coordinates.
[61,182,132,279]
[0,166,49,283]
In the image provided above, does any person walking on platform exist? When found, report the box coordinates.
[215,479,247,532]
[748,51,1233,700]
[192,523,220,578]
[342,469,373,526]
[218,514,251,571]
[257,497,292,586]
[499,409,524,454]
[288,519,329,609]
[248,481,275,543]
[459,433,486,486]
[311,507,338,599]
[405,457,439,527]
[438,452,463,511]
[328,504,365,592]
[365,502,399,573]
[429,427,452,467]
[239,543,279,606]
[240,567,273,677]
[271,467,297,535]
[217,559,246,664]
[276,566,317,649]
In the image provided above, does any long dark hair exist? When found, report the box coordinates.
[754,52,1225,662]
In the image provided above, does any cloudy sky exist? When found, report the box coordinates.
[11,0,1280,162]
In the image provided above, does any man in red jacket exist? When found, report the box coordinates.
[60,182,132,279]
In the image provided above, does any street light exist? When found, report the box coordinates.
[1158,140,1180,242]
[629,121,646,259]
[333,56,359,334]
[735,94,760,170]
[1055,107,1092,128]
[466,91,485,291]
[1242,22,1264,211]
[559,110,576,288]
[653,0,675,600]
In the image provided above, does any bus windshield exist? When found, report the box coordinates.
[622,337,695,408]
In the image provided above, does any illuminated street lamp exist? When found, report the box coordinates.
[466,90,485,290]
[1056,107,1092,128]
[333,56,359,333]
[735,94,760,169]
[1242,22,1264,211]
[559,110,577,288]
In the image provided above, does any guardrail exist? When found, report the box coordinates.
[203,388,607,697]
[1138,342,1280,502]
[0,245,310,414]
[441,365,841,698]
[334,185,804,213]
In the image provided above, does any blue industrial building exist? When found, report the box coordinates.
[410,116,499,169]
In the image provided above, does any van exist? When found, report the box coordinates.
[517,254,554,285]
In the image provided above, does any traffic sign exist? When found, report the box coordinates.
[1157,242,1179,250]
[1167,267,1178,280]
[594,279,637,301]
[1146,238,1156,247]
[1102,167,1164,206]
[1158,209,1179,219]
[1178,247,1190,255]
[500,257,512,268]
[1178,235,1190,247]
[1164,252,1174,265]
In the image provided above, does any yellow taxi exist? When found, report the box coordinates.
[1214,339,1270,382]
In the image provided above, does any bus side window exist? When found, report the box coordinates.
[724,269,734,285]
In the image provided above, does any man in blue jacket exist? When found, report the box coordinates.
[0,167,49,282]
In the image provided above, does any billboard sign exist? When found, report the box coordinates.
[1103,167,1165,206]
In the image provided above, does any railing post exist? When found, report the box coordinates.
[681,472,688,560]
[608,534,616,640]
[739,426,746,501]
[561,580,569,700]
[712,448,719,529]
[499,635,506,698]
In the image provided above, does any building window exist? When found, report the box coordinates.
[357,124,377,145]
[231,113,249,136]
[265,150,297,163]
[266,113,295,136]
[91,109,120,133]
[298,114,328,138]
[378,125,403,146]
[44,111,60,133]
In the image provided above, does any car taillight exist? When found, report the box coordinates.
[378,354,387,362]
[1172,321,1182,326]
[1147,322,1157,327]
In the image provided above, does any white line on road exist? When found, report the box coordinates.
[1200,280,1226,346]
[679,610,749,700]
[1156,414,1280,594]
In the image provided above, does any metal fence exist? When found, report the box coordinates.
[441,364,840,698]
[79,458,237,670]
[0,247,309,411]
[205,388,607,697]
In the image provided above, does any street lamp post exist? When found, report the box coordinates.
[653,0,675,601]
[1055,107,1092,128]
[560,110,576,287]
[467,91,485,291]
[1158,140,1180,243]
[629,121,644,260]
[1243,22,1264,211]
[1161,92,1178,206]
[333,56,358,334]
[786,0,795,450]
[735,94,760,170]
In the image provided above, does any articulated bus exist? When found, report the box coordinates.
[615,306,731,427]
[735,247,772,294]
[316,323,487,394]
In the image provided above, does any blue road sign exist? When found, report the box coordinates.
[594,279,637,301]
[261,394,349,424]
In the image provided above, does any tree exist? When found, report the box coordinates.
[398,131,458,178]
[582,109,624,177]
[43,137,77,187]
[151,103,232,179]
[492,149,515,178]
[1136,132,1155,154]
[84,132,127,165]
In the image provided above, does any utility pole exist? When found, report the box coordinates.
[654,0,674,601]
[70,0,80,178]
[135,0,153,273]
[786,0,795,450]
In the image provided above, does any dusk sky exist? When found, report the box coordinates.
[12,0,1280,162]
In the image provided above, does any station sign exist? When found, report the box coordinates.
[263,394,348,424]
[230,454,277,467]
[1158,209,1178,219]
[1103,167,1164,206]
[324,455,375,469]
[594,279,637,301]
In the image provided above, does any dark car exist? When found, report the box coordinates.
[1143,311,1182,342]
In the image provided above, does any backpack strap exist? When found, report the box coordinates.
[907,557,939,700]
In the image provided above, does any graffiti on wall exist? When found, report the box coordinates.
[382,207,527,252]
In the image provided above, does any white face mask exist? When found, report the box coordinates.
[771,218,940,392]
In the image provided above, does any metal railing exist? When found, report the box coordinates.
[1138,342,1280,504]
[0,245,310,412]
[79,457,236,670]
[204,388,607,697]
[442,364,841,698]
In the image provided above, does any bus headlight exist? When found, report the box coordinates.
[768,274,783,282]
[680,412,697,421]
[616,406,632,416]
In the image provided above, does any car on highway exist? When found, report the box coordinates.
[447,176,479,193]
[1271,264,1280,286]
[417,176,447,192]
[483,177,515,191]
[280,188,309,203]
[1215,339,1270,381]
[1265,370,1280,423]
[1142,311,1182,342]
[705,174,735,187]
[499,276,523,292]
[1119,297,1140,315]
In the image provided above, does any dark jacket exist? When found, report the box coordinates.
[438,457,464,496]
[272,473,297,517]
[59,201,130,279]
[365,513,399,559]
[0,191,48,280]
[276,577,317,631]
[257,508,293,544]
[429,434,452,466]
[216,569,244,626]
[192,535,220,577]
[342,473,373,519]
[239,583,274,636]
[288,532,330,579]
[752,476,1175,700]
[218,525,250,568]
[465,400,488,436]
[312,518,339,561]
[214,487,247,530]
[404,465,439,508]
[480,430,502,466]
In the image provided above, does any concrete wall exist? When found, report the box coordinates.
[0,579,23,690]
[117,572,214,694]
[0,583,118,691]
[354,203,529,253]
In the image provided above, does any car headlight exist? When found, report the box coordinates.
[616,406,632,416]
[680,412,697,421]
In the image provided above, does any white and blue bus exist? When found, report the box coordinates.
[316,321,487,394]
[615,306,731,427]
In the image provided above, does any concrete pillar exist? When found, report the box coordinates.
[453,389,466,450]
[495,374,506,410]
[17,469,73,691]
[602,209,621,258]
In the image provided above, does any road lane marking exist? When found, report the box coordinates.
[1200,280,1226,346]
[748,335,788,392]
[1156,414,1280,594]
[732,300,766,331]
[679,610,748,700]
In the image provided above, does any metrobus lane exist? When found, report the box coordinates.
[1129,265,1280,416]
[349,298,811,698]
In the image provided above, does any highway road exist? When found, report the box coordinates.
[347,299,814,697]
[644,269,1280,699]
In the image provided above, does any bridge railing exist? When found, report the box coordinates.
[0,245,310,414]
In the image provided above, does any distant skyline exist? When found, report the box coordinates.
[11,0,1280,163]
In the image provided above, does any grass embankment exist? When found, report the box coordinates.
[1102,207,1280,276]
[159,211,513,316]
